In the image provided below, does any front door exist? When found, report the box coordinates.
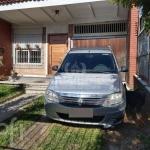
[48,34,67,74]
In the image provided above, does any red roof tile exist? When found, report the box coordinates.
[0,0,28,4]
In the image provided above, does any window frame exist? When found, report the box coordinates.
[15,49,42,65]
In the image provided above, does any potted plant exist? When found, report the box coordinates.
[26,44,30,50]
[35,45,40,50]
[11,70,15,76]
[15,44,20,50]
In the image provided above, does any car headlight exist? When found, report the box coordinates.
[103,93,123,107]
[45,90,59,102]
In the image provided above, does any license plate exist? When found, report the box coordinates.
[69,108,93,118]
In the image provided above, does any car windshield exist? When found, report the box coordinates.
[58,52,118,73]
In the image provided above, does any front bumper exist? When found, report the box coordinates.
[44,100,126,128]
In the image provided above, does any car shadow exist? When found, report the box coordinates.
[102,96,150,150]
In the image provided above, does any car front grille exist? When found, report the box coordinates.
[58,96,106,106]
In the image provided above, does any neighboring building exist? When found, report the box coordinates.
[0,18,12,76]
[132,9,150,96]
[136,14,150,86]
[0,0,139,87]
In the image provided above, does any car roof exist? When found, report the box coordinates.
[69,47,113,54]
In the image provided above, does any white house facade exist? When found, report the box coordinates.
[0,0,129,77]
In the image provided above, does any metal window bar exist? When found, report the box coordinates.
[17,51,29,63]
[13,34,43,69]
[30,51,41,63]
[16,50,41,64]
[113,23,115,33]
[101,24,103,33]
[119,23,121,32]
[74,22,127,35]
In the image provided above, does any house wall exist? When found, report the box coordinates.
[45,22,128,76]
[46,23,68,34]
[137,30,150,84]
[12,21,129,77]
[137,13,150,85]
[0,18,12,76]
[13,27,46,76]
[127,7,139,88]
[12,23,68,76]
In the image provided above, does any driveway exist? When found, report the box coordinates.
[1,95,150,150]
[7,115,104,150]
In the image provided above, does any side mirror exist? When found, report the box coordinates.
[120,66,128,72]
[52,65,58,71]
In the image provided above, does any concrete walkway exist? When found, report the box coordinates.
[0,76,53,86]
[0,93,41,122]
[0,76,53,94]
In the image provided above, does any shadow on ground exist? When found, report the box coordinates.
[103,97,150,150]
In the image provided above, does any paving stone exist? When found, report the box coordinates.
[30,125,51,150]
[14,115,50,149]
[15,123,45,149]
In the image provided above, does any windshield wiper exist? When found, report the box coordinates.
[85,70,94,73]
[86,70,116,74]
[96,71,116,74]
[59,70,116,74]
[58,70,82,73]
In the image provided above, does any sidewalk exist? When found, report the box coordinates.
[0,93,41,122]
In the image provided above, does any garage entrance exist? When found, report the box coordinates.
[71,22,127,80]
[73,37,126,68]
[73,37,126,81]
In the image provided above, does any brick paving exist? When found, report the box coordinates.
[6,115,51,150]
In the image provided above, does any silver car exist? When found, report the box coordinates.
[44,47,128,128]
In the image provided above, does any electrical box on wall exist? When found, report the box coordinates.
[0,47,5,53]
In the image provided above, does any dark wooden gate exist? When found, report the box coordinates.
[73,37,127,81]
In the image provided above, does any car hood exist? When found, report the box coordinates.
[48,73,121,95]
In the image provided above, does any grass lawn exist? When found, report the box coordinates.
[137,134,150,149]
[0,96,44,149]
[34,123,105,150]
[0,84,25,104]
[0,94,105,150]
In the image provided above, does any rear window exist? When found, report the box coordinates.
[58,53,118,73]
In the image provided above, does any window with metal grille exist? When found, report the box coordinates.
[74,22,127,36]
[16,50,41,64]
[12,28,43,66]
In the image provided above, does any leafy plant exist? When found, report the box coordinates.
[15,44,20,50]
[138,134,150,149]
[35,44,40,49]
[26,44,30,49]
[0,84,25,104]
[110,0,150,32]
